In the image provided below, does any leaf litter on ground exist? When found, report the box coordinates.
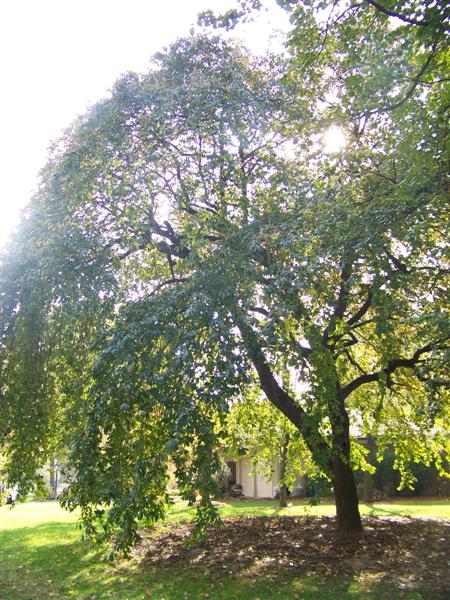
[135,515,449,596]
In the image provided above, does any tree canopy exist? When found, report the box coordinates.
[1,1,448,552]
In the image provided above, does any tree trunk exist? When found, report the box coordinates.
[240,321,363,531]
[331,391,363,533]
[363,470,374,503]
[278,433,290,508]
[279,485,288,508]
[333,456,363,533]
[49,459,56,498]
[363,435,376,503]
[49,464,55,489]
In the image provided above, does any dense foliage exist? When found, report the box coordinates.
[1,1,448,551]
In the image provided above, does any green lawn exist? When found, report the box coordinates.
[1,500,448,600]
[166,497,450,522]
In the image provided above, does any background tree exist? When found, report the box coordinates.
[1,0,448,552]
[225,386,317,507]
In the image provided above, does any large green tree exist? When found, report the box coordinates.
[1,2,448,551]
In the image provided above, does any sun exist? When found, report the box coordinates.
[322,125,347,154]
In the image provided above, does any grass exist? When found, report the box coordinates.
[1,499,448,599]
[166,497,450,522]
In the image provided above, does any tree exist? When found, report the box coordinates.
[202,0,450,519]
[1,2,448,552]
[225,385,316,507]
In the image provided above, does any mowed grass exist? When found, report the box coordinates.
[166,497,450,522]
[1,499,449,600]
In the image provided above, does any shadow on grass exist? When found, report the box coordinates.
[365,505,411,517]
[166,500,301,523]
[0,512,445,599]
[362,504,441,518]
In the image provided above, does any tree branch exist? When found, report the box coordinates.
[364,0,433,27]
[385,248,410,274]
[236,316,332,469]
[341,338,450,399]
[347,290,373,327]
[323,259,352,345]
[354,44,438,119]
[377,46,437,113]
[344,348,367,375]
[148,277,188,298]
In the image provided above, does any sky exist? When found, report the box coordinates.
[0,0,289,248]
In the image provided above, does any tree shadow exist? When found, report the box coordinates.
[364,504,412,517]
[1,514,446,599]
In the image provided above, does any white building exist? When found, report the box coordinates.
[225,457,306,498]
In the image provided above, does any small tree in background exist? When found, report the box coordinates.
[225,386,317,507]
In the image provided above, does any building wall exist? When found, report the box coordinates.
[235,457,277,498]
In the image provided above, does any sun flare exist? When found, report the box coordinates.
[322,125,347,154]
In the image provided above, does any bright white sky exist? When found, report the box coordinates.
[0,0,289,248]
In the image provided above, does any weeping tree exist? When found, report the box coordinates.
[1,3,449,552]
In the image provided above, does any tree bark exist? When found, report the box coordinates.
[279,485,288,508]
[363,470,374,503]
[49,458,56,498]
[330,391,363,533]
[333,455,363,532]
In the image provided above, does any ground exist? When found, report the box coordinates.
[140,515,450,595]
[1,500,449,599]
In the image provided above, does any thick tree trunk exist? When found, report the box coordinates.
[330,388,363,533]
[333,456,363,532]
[279,485,288,508]
[239,320,363,532]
